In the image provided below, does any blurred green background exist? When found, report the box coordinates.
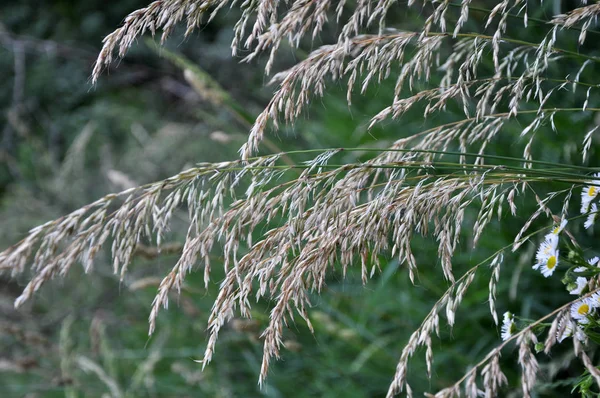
[1,0,599,396]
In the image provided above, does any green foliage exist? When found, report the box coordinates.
[3,1,600,397]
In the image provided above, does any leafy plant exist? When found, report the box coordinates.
[4,0,600,396]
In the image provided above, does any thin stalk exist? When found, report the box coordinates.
[445,1,600,37]
[429,32,600,64]
[273,144,600,173]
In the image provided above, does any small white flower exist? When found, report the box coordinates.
[571,299,593,324]
[535,234,558,263]
[589,257,600,267]
[569,277,588,295]
[534,252,559,277]
[581,173,600,214]
[585,203,598,229]
[551,218,568,235]
[501,312,516,341]
[533,243,559,278]
[533,234,560,277]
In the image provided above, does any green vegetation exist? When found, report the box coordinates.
[2,1,600,397]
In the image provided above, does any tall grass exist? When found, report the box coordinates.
[4,0,600,395]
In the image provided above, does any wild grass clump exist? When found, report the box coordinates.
[4,0,600,395]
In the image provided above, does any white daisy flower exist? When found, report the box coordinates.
[535,234,558,263]
[571,299,593,324]
[551,218,568,235]
[569,277,588,295]
[585,203,598,229]
[533,237,559,277]
[534,252,559,277]
[501,312,517,341]
[581,173,600,214]
[533,234,560,277]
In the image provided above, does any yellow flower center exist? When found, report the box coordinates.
[589,186,597,197]
[578,304,590,316]
[552,226,560,234]
[547,256,557,269]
